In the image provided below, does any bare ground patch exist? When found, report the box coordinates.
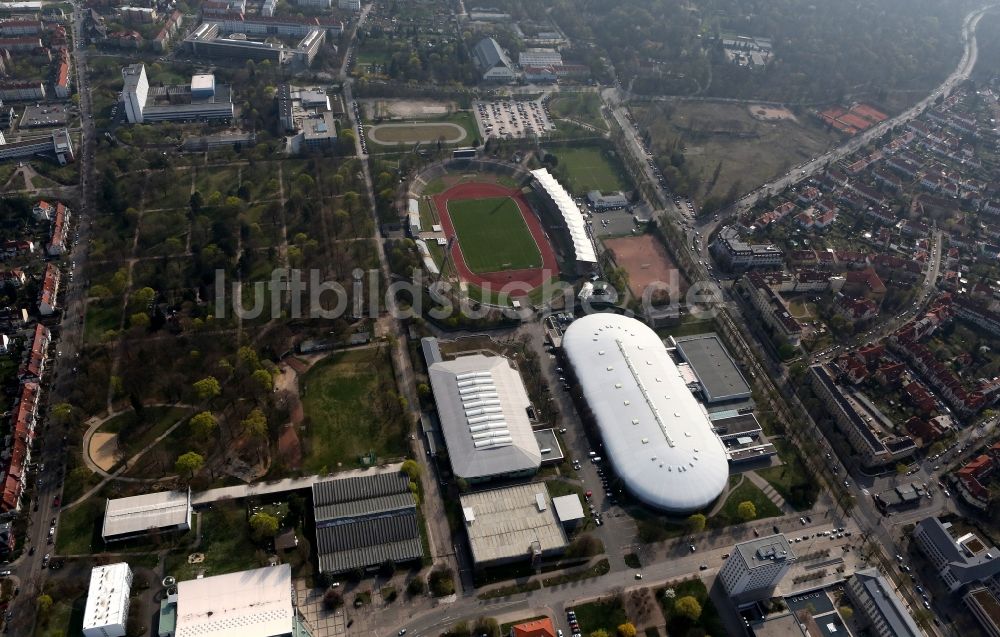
[604,234,689,301]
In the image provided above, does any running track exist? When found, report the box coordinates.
[433,182,558,293]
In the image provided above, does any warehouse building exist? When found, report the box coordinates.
[460,482,567,567]
[518,48,562,67]
[562,313,729,512]
[102,489,191,542]
[312,470,423,574]
[530,168,597,274]
[428,354,542,483]
[673,333,752,405]
[472,37,517,82]
[83,562,132,637]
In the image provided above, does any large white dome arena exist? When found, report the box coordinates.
[562,313,729,513]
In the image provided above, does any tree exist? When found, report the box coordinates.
[407,577,426,596]
[252,368,274,392]
[429,567,455,597]
[51,402,74,425]
[838,606,853,621]
[685,513,706,534]
[175,451,204,478]
[896,463,909,476]
[193,376,221,401]
[37,594,53,615]
[472,617,500,637]
[737,501,757,522]
[249,511,280,541]
[590,630,610,637]
[323,588,343,610]
[401,459,420,481]
[674,595,702,621]
[190,411,218,441]
[617,623,636,637]
[129,312,150,329]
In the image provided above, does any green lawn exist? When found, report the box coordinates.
[84,299,122,344]
[448,197,541,273]
[570,597,628,635]
[163,504,265,581]
[552,147,628,194]
[98,407,193,461]
[56,498,103,555]
[658,578,726,636]
[299,348,408,473]
[34,594,86,637]
[712,477,783,527]
[547,93,609,131]
[757,440,819,510]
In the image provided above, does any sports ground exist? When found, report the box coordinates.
[432,182,558,291]
[447,197,541,272]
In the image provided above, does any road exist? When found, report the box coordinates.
[7,2,99,632]
[723,5,991,221]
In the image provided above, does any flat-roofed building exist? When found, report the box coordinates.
[518,48,562,67]
[562,314,729,512]
[460,482,567,567]
[83,562,132,637]
[169,564,301,637]
[914,516,1000,593]
[719,534,794,605]
[674,333,752,404]
[846,567,922,637]
[428,354,541,483]
[102,489,191,541]
[551,494,584,530]
[965,586,1000,637]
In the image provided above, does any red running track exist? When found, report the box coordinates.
[433,182,558,294]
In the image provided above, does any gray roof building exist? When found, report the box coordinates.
[846,567,922,637]
[311,471,423,574]
[674,334,753,404]
[460,483,567,566]
[472,37,516,81]
[102,490,191,541]
[915,516,1000,592]
[428,354,541,482]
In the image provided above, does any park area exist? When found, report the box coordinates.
[299,348,409,473]
[447,196,542,273]
[550,146,629,195]
[630,101,839,204]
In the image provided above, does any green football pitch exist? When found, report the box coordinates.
[555,147,629,194]
[447,196,542,273]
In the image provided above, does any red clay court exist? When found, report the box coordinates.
[432,182,558,292]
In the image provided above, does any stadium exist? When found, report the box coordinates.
[408,160,598,296]
[561,313,729,512]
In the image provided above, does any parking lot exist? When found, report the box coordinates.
[474,98,554,139]
[589,207,640,237]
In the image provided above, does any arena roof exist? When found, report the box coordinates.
[530,168,597,264]
[102,490,191,540]
[674,334,752,403]
[429,354,541,480]
[562,314,729,512]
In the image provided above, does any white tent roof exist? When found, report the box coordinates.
[530,168,597,263]
[562,314,729,512]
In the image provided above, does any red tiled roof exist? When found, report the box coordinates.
[512,618,557,637]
